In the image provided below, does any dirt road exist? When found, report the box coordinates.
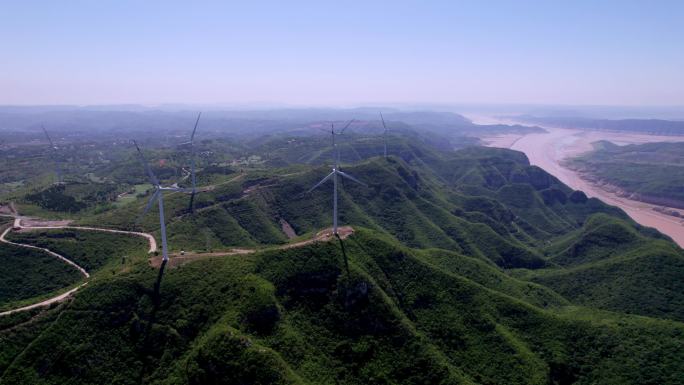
[0,225,90,317]
[150,226,355,268]
[0,215,158,316]
[13,217,157,253]
[0,284,87,317]
[0,226,90,278]
[481,127,684,247]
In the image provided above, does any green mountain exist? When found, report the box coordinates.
[0,243,82,310]
[2,145,683,384]
[78,145,683,321]
[1,230,682,384]
[0,228,150,312]
[567,141,684,209]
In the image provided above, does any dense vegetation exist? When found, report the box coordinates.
[24,183,119,213]
[1,230,682,384]
[568,141,684,208]
[75,143,683,322]
[7,229,149,272]
[1,127,683,383]
[0,243,82,309]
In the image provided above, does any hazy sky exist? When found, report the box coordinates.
[1,0,683,106]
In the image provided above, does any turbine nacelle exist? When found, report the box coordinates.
[133,139,198,262]
[309,120,367,235]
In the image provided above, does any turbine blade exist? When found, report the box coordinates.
[188,191,196,213]
[42,125,56,149]
[136,189,160,225]
[338,119,355,134]
[191,153,197,191]
[308,171,335,193]
[190,112,201,192]
[338,170,367,187]
[381,112,388,158]
[190,112,201,142]
[133,140,160,186]
[42,125,61,182]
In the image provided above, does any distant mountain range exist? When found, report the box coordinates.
[0,107,543,144]
[513,115,684,135]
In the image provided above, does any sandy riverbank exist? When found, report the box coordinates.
[481,127,684,247]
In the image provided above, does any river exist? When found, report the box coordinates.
[474,123,684,247]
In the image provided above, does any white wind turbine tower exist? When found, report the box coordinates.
[380,112,389,159]
[309,120,367,236]
[134,141,194,262]
[42,125,62,184]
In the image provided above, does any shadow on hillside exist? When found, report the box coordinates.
[336,234,350,276]
[188,192,195,213]
[137,259,167,383]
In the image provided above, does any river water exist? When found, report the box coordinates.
[475,124,684,247]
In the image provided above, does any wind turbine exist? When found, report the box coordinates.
[134,141,194,262]
[309,120,366,236]
[178,112,201,211]
[380,112,389,159]
[42,125,62,184]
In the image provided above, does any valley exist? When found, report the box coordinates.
[1,136,683,383]
[1,109,684,384]
[2,2,684,382]
[481,126,684,247]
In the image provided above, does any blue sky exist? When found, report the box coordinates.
[1,0,682,106]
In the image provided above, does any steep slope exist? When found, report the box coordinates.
[0,243,82,310]
[1,231,682,384]
[524,214,684,321]
[72,145,684,324]
[568,141,684,209]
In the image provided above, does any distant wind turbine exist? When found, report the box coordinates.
[42,125,62,184]
[177,112,202,212]
[380,112,389,159]
[134,141,194,262]
[309,120,366,236]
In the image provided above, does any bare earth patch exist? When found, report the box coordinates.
[280,218,297,239]
[20,218,73,228]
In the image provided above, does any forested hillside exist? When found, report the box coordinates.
[568,141,684,209]
[1,144,683,384]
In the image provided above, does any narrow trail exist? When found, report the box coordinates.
[0,213,159,316]
[150,226,355,268]
[0,284,86,317]
[12,217,157,253]
[0,226,89,317]
[2,203,353,315]
[0,175,248,316]
[0,226,90,278]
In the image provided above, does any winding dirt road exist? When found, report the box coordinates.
[2,209,353,315]
[0,214,158,316]
[0,226,90,278]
